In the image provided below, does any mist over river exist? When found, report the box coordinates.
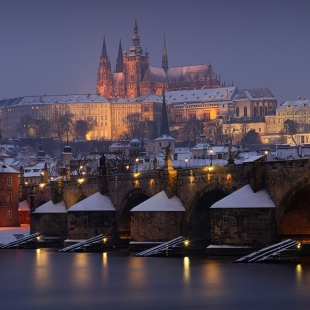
[1,249,310,309]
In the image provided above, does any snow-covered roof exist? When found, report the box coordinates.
[0,94,109,108]
[131,191,185,212]
[18,200,29,211]
[211,184,276,209]
[233,88,275,101]
[143,66,167,83]
[242,155,265,162]
[68,192,115,212]
[166,87,236,104]
[0,161,19,174]
[33,200,67,213]
[154,134,175,141]
[278,99,310,109]
[167,64,216,82]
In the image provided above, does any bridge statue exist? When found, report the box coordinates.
[153,157,158,170]
[227,145,235,164]
[164,143,174,170]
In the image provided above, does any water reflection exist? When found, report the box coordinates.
[183,256,190,283]
[73,253,91,285]
[35,248,50,288]
[202,261,223,297]
[102,252,108,281]
[128,257,146,287]
[296,263,302,283]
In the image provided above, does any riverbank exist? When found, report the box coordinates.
[0,225,30,245]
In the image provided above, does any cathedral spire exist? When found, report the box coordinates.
[129,16,143,56]
[101,36,108,58]
[160,89,170,136]
[115,39,123,73]
[162,35,168,72]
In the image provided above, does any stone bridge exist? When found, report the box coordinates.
[29,159,310,245]
[106,159,310,242]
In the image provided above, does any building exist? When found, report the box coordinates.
[264,99,310,144]
[0,162,20,226]
[96,18,220,98]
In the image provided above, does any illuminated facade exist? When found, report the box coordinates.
[0,87,277,141]
[96,18,220,98]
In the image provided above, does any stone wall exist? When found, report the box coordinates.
[30,213,68,241]
[67,211,116,240]
[211,208,277,246]
[131,211,185,242]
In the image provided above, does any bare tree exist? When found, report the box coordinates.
[278,129,287,144]
[283,119,299,145]
[179,116,204,143]
[49,110,74,141]
[122,112,144,139]
[74,117,98,140]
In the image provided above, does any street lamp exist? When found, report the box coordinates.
[264,149,268,161]
[185,157,188,169]
[209,148,213,166]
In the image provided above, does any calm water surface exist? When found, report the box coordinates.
[1,249,310,309]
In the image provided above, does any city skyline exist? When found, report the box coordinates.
[1,0,309,104]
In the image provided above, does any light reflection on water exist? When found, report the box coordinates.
[2,250,310,309]
[34,248,50,288]
[183,256,190,283]
[72,253,91,286]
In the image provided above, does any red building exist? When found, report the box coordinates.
[0,163,20,227]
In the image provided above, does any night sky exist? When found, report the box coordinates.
[1,0,309,104]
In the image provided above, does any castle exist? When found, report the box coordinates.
[96,18,220,98]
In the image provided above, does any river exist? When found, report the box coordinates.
[1,249,310,309]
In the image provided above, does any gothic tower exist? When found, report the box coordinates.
[115,39,123,73]
[123,17,149,98]
[96,37,113,97]
[162,35,168,73]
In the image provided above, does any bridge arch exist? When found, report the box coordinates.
[117,187,151,240]
[185,183,231,246]
[277,177,310,241]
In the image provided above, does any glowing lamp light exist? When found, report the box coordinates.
[77,178,84,185]
[103,237,107,243]
[184,240,190,247]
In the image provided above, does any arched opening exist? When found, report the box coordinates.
[244,106,247,117]
[186,189,227,247]
[118,190,149,240]
[278,184,310,241]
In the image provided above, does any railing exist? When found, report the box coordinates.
[58,234,105,252]
[135,236,185,257]
[234,239,298,263]
[0,232,42,249]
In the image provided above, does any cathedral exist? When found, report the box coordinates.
[96,18,220,98]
